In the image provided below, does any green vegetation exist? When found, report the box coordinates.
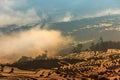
[90,37,120,52]
[72,44,83,53]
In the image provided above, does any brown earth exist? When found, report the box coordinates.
[1,52,120,80]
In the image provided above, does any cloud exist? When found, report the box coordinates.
[0,0,40,27]
[57,12,73,22]
[0,27,72,63]
[0,0,73,63]
[95,9,120,17]
[79,40,93,44]
[82,9,120,19]
[0,8,40,27]
[105,27,120,31]
[0,0,15,9]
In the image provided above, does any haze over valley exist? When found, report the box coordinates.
[1,0,120,80]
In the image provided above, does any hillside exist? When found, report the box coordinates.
[0,51,119,80]
[48,14,120,41]
[1,14,120,41]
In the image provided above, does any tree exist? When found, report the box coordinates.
[89,37,120,52]
[90,42,95,51]
[18,56,33,63]
[72,44,83,53]
[98,37,104,51]
[99,37,103,44]
[90,37,105,52]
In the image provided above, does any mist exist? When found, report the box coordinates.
[0,27,72,63]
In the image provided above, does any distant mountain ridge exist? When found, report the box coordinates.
[1,14,120,41]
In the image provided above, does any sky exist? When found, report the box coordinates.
[1,0,120,26]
